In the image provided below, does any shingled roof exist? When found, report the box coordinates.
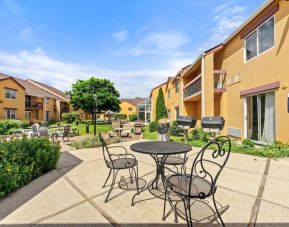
[0,72,68,102]
[120,97,146,107]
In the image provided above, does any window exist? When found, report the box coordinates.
[167,89,171,99]
[25,111,32,119]
[175,80,179,93]
[45,97,50,104]
[245,17,274,61]
[5,109,16,119]
[128,107,133,111]
[5,89,16,99]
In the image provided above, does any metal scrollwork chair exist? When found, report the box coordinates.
[99,133,139,203]
[162,136,231,226]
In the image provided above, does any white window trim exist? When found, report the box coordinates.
[244,16,275,63]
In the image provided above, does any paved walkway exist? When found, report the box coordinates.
[1,139,289,226]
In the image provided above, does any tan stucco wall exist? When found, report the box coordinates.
[214,0,289,142]
[166,77,183,121]
[119,101,137,117]
[0,79,25,120]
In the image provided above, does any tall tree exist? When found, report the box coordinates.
[155,87,167,121]
[68,77,120,117]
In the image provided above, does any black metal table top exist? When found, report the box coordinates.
[130,141,192,155]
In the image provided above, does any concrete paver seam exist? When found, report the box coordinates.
[248,158,270,227]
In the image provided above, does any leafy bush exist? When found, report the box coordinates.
[20,120,30,128]
[149,121,158,132]
[81,120,92,125]
[190,127,210,142]
[40,121,49,127]
[0,120,21,135]
[242,139,255,149]
[70,136,122,149]
[62,112,80,123]
[170,121,184,136]
[71,136,100,149]
[0,137,61,198]
[112,114,127,119]
[128,113,138,122]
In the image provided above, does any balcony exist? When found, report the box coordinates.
[61,106,69,112]
[25,101,42,110]
[183,75,201,101]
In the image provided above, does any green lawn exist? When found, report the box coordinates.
[143,126,183,142]
[49,122,112,135]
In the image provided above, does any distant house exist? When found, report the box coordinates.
[120,97,151,122]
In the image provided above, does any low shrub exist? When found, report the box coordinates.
[128,113,138,122]
[149,121,158,132]
[62,112,80,123]
[170,121,184,136]
[112,114,127,120]
[190,127,210,142]
[20,120,30,128]
[0,120,21,135]
[0,137,61,198]
[40,121,49,127]
[70,136,122,149]
[71,136,100,149]
[242,139,255,149]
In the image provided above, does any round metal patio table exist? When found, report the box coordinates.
[130,141,192,206]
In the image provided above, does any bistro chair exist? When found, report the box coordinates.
[99,133,139,203]
[162,136,231,226]
[38,126,49,137]
[31,123,40,137]
[59,125,70,142]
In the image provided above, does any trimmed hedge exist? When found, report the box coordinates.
[0,137,61,198]
[128,113,138,122]
[112,114,127,119]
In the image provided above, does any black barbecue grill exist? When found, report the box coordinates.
[177,116,197,143]
[201,117,225,132]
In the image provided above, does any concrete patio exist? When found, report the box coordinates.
[1,139,289,226]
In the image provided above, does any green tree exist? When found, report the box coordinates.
[155,87,167,121]
[68,77,120,118]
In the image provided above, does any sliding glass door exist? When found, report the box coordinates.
[247,91,275,143]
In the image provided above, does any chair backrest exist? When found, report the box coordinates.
[63,125,70,135]
[189,136,231,198]
[111,121,121,130]
[122,124,133,130]
[99,133,113,167]
[39,126,49,136]
[32,124,39,133]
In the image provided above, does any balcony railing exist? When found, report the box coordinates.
[25,101,42,110]
[184,76,201,98]
[61,106,69,112]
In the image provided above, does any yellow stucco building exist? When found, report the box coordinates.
[119,97,146,118]
[150,0,289,143]
[0,73,70,123]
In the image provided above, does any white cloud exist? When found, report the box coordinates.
[112,30,128,42]
[197,3,246,52]
[0,48,182,98]
[112,30,190,56]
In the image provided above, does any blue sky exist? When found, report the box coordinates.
[0,0,264,98]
